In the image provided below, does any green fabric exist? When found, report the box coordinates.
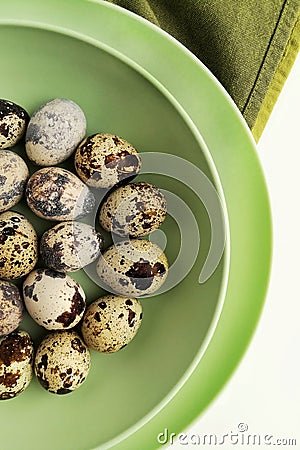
[108,0,300,139]
[252,13,300,140]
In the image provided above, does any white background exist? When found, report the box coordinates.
[168,53,300,449]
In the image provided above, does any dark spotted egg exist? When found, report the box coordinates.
[99,182,167,237]
[40,221,103,272]
[0,99,29,149]
[0,211,38,280]
[23,269,86,330]
[81,295,142,353]
[34,330,90,395]
[25,167,95,221]
[96,239,168,297]
[0,150,29,213]
[74,133,141,189]
[0,330,34,400]
[25,98,86,166]
[0,280,24,337]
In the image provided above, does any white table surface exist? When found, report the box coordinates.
[166,52,300,449]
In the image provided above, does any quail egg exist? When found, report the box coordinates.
[34,330,90,395]
[81,295,142,353]
[23,268,86,330]
[0,99,29,149]
[25,167,95,221]
[0,149,29,212]
[0,211,38,279]
[99,182,167,237]
[40,221,103,272]
[96,239,168,297]
[25,98,86,166]
[0,330,34,400]
[74,133,141,188]
[0,280,24,337]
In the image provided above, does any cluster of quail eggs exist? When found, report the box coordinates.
[0,98,168,400]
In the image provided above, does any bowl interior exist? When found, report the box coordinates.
[0,25,226,450]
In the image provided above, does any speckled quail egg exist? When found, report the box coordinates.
[74,133,141,189]
[0,99,29,149]
[25,98,86,166]
[0,280,24,336]
[96,239,168,297]
[23,268,86,330]
[81,295,142,353]
[0,211,38,280]
[0,149,29,212]
[40,221,103,272]
[0,330,34,400]
[34,330,90,395]
[25,167,95,221]
[99,182,167,237]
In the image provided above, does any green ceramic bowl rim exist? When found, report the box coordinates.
[0,1,272,449]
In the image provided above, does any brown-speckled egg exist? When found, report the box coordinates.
[0,99,29,149]
[96,239,168,297]
[0,211,38,280]
[0,149,29,212]
[40,221,103,272]
[0,280,24,336]
[25,167,95,221]
[74,133,141,188]
[99,182,167,237]
[23,269,86,330]
[81,295,142,353]
[25,98,86,166]
[34,330,90,395]
[0,330,34,400]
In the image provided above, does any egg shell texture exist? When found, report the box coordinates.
[0,211,38,280]
[23,268,86,330]
[0,330,34,400]
[40,221,103,272]
[96,239,168,297]
[0,280,24,336]
[25,98,86,166]
[99,182,167,237]
[0,99,29,149]
[0,150,29,212]
[34,331,90,395]
[25,167,95,221]
[74,133,141,188]
[81,295,142,353]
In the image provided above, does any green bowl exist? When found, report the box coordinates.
[0,1,271,449]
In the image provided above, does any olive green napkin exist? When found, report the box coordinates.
[108,0,300,141]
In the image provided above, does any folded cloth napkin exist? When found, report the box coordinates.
[108,0,300,141]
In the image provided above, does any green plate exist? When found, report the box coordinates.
[0,1,271,449]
